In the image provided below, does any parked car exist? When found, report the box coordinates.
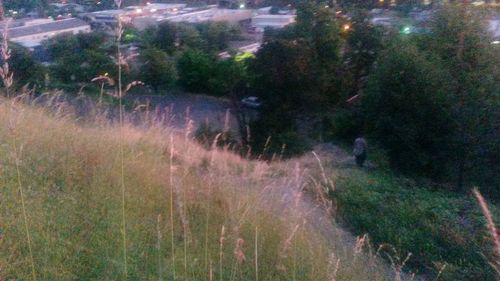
[241,96,262,109]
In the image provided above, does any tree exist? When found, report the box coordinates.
[313,7,341,69]
[177,49,215,93]
[337,0,379,9]
[362,42,454,178]
[426,5,500,192]
[77,32,107,50]
[344,10,385,93]
[154,22,178,53]
[51,50,115,84]
[252,39,315,112]
[2,43,45,89]
[196,22,240,51]
[210,56,253,146]
[248,40,316,156]
[43,33,80,60]
[0,0,4,20]
[4,0,38,12]
[294,0,316,38]
[312,7,342,106]
[140,48,176,92]
[176,23,204,50]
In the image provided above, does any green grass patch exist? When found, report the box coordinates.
[333,168,499,280]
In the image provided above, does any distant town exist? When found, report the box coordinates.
[0,1,498,60]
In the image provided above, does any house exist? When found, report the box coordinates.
[4,18,91,49]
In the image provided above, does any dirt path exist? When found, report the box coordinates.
[259,143,419,281]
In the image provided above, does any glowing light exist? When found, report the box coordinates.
[136,8,143,13]
[402,26,411,34]
[492,40,500,45]
[343,24,350,31]
[239,3,245,8]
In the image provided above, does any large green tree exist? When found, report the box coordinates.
[154,22,178,54]
[363,42,454,177]
[51,50,115,84]
[195,21,241,51]
[426,5,499,192]
[343,10,385,96]
[140,48,176,92]
[177,49,215,93]
[1,43,45,89]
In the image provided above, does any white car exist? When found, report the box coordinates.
[241,96,262,109]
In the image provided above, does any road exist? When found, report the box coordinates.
[127,93,239,131]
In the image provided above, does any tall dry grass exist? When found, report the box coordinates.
[473,188,500,276]
[0,96,401,280]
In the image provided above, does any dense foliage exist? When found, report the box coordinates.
[139,48,176,92]
[359,6,499,194]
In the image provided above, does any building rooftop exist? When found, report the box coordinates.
[8,18,89,39]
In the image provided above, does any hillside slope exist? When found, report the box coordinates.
[0,98,399,280]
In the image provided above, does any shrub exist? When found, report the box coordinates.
[249,113,310,159]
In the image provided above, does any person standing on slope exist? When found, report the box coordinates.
[353,136,367,167]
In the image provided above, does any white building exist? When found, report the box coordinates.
[488,18,500,41]
[85,3,187,26]
[250,14,296,32]
[84,9,127,25]
[144,3,187,13]
[132,7,252,30]
[6,18,91,49]
[164,8,252,23]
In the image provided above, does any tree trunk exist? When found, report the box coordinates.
[0,0,4,21]
[229,90,250,151]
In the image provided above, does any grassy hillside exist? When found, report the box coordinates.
[0,98,396,280]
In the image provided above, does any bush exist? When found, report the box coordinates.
[323,107,364,142]
[249,112,310,158]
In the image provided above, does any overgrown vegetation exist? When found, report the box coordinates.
[333,167,499,280]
